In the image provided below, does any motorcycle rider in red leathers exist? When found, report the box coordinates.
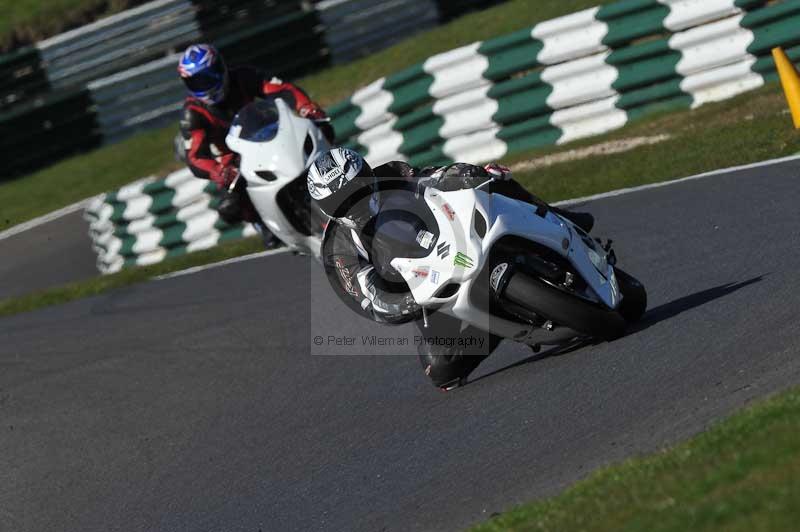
[177,44,333,248]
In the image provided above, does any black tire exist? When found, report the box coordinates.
[614,267,647,323]
[504,272,627,341]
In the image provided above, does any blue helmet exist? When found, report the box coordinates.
[178,44,228,104]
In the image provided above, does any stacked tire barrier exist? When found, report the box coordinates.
[0,0,507,181]
[87,0,800,271]
[328,0,800,168]
[85,169,256,273]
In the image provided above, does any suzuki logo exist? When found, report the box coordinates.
[437,242,450,259]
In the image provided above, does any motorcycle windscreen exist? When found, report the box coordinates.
[369,192,440,283]
[231,98,280,142]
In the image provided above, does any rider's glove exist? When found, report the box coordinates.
[357,266,421,321]
[484,163,512,181]
[217,165,240,190]
[213,153,241,190]
[299,103,327,121]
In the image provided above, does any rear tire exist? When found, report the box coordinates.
[504,272,627,342]
[615,268,647,323]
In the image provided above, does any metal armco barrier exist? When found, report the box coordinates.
[194,0,329,79]
[88,54,186,145]
[36,0,200,90]
[0,46,49,113]
[1,88,100,179]
[317,0,440,64]
[328,0,800,168]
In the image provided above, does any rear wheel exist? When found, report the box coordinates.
[615,268,647,323]
[504,272,628,341]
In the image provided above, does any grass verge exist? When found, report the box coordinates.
[473,387,800,532]
[0,236,265,318]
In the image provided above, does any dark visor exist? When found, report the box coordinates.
[184,70,224,93]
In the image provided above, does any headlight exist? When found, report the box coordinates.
[586,245,608,274]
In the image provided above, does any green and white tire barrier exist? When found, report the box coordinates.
[84,169,256,274]
[329,0,800,168]
[89,0,800,272]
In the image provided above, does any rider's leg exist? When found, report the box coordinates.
[416,313,500,390]
[218,181,283,250]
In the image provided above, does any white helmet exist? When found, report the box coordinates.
[307,148,379,229]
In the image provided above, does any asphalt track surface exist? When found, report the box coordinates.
[0,211,97,300]
[3,159,800,532]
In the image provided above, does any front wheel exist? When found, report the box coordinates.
[615,267,647,323]
[503,272,628,341]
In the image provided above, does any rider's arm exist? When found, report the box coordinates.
[418,162,544,207]
[323,223,421,325]
[181,104,236,188]
[355,266,422,324]
[418,163,493,191]
[259,73,334,140]
[261,76,326,119]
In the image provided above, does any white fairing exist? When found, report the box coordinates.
[390,187,621,344]
[226,98,331,259]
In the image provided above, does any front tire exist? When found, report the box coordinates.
[615,268,647,323]
[504,272,628,341]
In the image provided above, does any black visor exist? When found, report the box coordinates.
[183,68,225,93]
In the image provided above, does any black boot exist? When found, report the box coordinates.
[418,352,489,390]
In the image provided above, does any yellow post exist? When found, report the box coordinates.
[773,47,800,129]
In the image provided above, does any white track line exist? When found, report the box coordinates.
[153,249,290,281]
[0,196,100,242]
[554,154,800,207]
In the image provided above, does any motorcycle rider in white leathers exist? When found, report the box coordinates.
[307,148,595,390]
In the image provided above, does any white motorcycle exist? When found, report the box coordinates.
[381,183,647,349]
[226,96,331,259]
